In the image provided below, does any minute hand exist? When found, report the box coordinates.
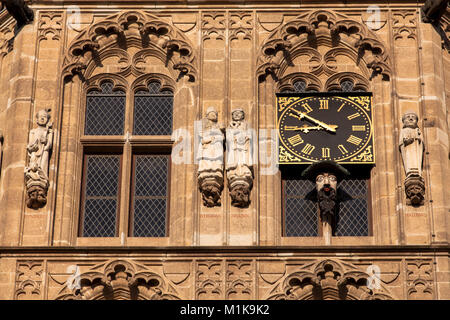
[294,111,338,133]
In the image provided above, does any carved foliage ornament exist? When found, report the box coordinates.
[62,11,197,81]
[257,10,391,81]
[57,260,181,300]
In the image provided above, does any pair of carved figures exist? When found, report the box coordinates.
[197,107,253,208]
[399,111,425,206]
[0,0,34,30]
[24,109,53,209]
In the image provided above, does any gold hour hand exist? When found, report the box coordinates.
[290,110,338,133]
[285,125,324,133]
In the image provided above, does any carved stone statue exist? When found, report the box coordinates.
[226,109,254,208]
[302,161,350,243]
[421,0,448,23]
[24,108,53,209]
[0,129,3,176]
[0,0,34,30]
[399,111,425,205]
[197,107,225,207]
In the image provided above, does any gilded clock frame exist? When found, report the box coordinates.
[276,92,375,165]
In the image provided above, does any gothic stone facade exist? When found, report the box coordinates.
[0,0,449,300]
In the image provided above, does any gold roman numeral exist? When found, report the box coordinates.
[352,125,366,131]
[301,103,313,114]
[347,113,361,120]
[338,144,348,154]
[301,143,315,155]
[347,135,363,145]
[322,147,330,158]
[288,134,304,146]
[319,100,329,110]
[337,103,345,112]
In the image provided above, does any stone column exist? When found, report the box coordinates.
[0,22,37,246]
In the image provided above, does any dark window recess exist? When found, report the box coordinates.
[334,179,369,236]
[130,155,169,237]
[283,179,318,237]
[81,155,120,237]
[133,82,173,136]
[85,82,125,135]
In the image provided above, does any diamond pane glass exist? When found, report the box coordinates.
[82,155,120,237]
[85,83,125,135]
[131,155,169,237]
[340,80,355,92]
[134,82,173,136]
[284,179,318,237]
[335,179,369,236]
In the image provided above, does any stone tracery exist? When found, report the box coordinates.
[62,10,197,82]
[56,260,181,300]
[266,259,395,300]
[257,10,392,85]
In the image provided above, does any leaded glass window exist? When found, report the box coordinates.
[335,179,370,236]
[282,176,371,237]
[130,155,169,237]
[85,82,125,135]
[80,155,120,237]
[80,77,173,239]
[133,82,173,136]
[283,179,318,237]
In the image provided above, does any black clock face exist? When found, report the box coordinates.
[277,95,374,164]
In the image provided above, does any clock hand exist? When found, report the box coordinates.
[285,125,324,133]
[290,110,338,133]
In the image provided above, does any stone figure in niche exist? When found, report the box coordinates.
[24,108,53,209]
[0,0,34,30]
[197,107,225,207]
[0,129,3,176]
[421,0,448,23]
[226,109,254,208]
[399,111,425,205]
[302,161,350,239]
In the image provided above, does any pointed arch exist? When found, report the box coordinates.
[266,259,396,300]
[62,10,197,82]
[56,260,182,300]
[256,10,391,83]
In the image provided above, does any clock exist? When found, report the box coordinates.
[276,92,375,165]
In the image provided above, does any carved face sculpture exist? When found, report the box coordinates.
[232,109,245,121]
[206,108,218,122]
[36,110,50,126]
[315,173,337,194]
[402,112,418,129]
